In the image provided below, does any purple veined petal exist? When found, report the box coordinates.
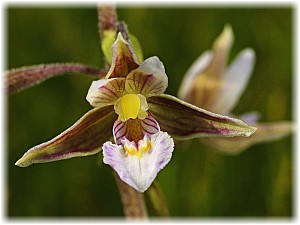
[210,48,256,115]
[147,94,256,140]
[106,33,140,78]
[125,56,168,96]
[202,121,294,155]
[113,113,160,145]
[103,131,174,192]
[178,50,213,101]
[141,113,160,135]
[15,106,117,167]
[86,77,126,107]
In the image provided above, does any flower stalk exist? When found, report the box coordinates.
[114,172,148,219]
[6,63,106,94]
[98,5,117,40]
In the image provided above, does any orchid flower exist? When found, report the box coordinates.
[178,25,293,154]
[13,27,257,192]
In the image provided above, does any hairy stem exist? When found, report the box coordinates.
[98,5,117,68]
[114,172,148,219]
[6,63,106,94]
[98,5,117,41]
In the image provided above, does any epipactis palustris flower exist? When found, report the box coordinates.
[178,25,293,154]
[15,32,256,192]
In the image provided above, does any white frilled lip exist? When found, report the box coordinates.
[86,56,168,108]
[102,131,174,193]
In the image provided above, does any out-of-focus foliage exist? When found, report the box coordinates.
[7,6,293,217]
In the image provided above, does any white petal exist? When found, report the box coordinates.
[138,56,166,76]
[125,56,168,95]
[141,132,174,188]
[212,48,255,114]
[102,131,174,192]
[86,78,125,107]
[177,51,213,100]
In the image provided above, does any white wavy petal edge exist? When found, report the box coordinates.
[102,131,174,192]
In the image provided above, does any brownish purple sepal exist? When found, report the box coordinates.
[15,106,116,167]
[147,94,256,140]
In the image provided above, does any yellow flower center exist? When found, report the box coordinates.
[124,138,152,158]
[114,93,149,122]
[121,94,141,121]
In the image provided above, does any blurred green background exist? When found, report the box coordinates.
[7,5,293,217]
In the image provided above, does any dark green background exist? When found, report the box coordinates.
[7,5,293,217]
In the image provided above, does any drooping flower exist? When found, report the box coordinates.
[15,31,256,192]
[178,25,293,154]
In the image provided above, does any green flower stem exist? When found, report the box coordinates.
[98,5,117,68]
[114,172,148,219]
